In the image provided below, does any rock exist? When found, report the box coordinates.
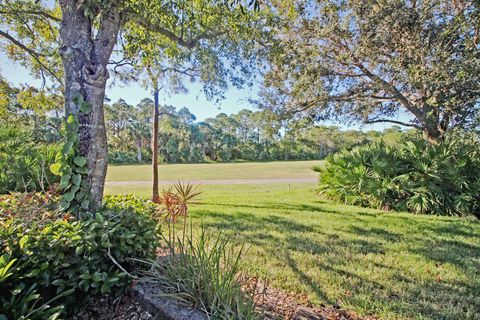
[131,282,208,320]
[294,306,326,320]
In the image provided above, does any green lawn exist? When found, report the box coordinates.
[106,183,480,320]
[106,160,321,181]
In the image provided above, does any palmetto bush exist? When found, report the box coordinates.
[315,135,480,218]
[0,126,60,193]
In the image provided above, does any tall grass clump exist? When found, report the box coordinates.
[141,230,258,320]
[142,182,257,319]
[315,135,480,218]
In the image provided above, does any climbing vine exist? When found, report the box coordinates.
[50,95,92,213]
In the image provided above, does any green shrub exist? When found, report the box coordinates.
[315,135,480,217]
[0,126,60,193]
[108,151,151,164]
[0,194,159,313]
[0,253,73,320]
[141,229,258,320]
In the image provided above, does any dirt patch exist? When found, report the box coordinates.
[69,295,155,320]
[245,277,379,320]
[74,283,378,320]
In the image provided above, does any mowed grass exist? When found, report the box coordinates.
[105,183,480,320]
[106,160,321,181]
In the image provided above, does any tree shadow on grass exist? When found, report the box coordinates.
[194,210,315,233]
[349,226,402,243]
[391,272,480,319]
[412,237,480,271]
[191,203,480,319]
[199,201,344,215]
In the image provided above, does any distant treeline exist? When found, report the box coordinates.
[1,96,416,164]
[104,98,416,164]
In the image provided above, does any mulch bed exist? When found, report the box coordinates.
[74,278,378,320]
[69,295,155,320]
[245,277,379,320]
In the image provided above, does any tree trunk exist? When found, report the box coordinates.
[422,114,445,144]
[59,0,120,209]
[136,139,142,163]
[152,86,160,202]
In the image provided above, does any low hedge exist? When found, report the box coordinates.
[0,194,159,315]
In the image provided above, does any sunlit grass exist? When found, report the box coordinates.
[106,160,321,181]
[106,183,480,319]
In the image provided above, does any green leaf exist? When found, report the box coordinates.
[79,273,91,280]
[67,114,75,125]
[59,175,71,190]
[19,235,29,249]
[59,199,70,211]
[52,279,66,287]
[100,283,109,294]
[79,100,92,114]
[75,191,86,201]
[81,200,90,210]
[67,114,79,131]
[95,212,105,223]
[72,174,82,186]
[73,156,87,167]
[62,141,73,155]
[92,273,102,283]
[50,163,62,176]
[74,166,89,174]
[75,246,84,255]
[71,184,80,194]
[63,191,75,202]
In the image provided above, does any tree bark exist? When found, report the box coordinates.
[421,110,446,144]
[136,139,142,163]
[59,0,120,209]
[422,123,444,144]
[152,86,160,202]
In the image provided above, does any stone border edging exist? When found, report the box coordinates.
[131,282,208,320]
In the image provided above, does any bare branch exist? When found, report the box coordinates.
[0,29,62,85]
[131,14,225,49]
[0,9,61,22]
[365,119,421,129]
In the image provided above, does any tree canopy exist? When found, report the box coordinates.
[0,0,264,208]
[260,0,480,142]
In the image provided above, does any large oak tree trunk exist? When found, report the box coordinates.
[421,112,447,144]
[152,87,160,202]
[59,0,120,209]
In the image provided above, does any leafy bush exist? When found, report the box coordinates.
[0,125,60,193]
[141,230,258,320]
[315,136,480,217]
[108,151,150,164]
[0,254,73,320]
[0,194,159,313]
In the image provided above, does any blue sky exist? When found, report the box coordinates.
[0,52,404,131]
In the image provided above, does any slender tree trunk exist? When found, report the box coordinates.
[152,86,160,202]
[59,0,120,209]
[136,139,142,163]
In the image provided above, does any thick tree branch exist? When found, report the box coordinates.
[365,119,421,129]
[0,9,61,22]
[131,15,224,49]
[0,29,62,85]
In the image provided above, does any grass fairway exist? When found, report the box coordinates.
[106,160,321,181]
[106,183,480,320]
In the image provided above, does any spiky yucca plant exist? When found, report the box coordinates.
[156,181,201,253]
